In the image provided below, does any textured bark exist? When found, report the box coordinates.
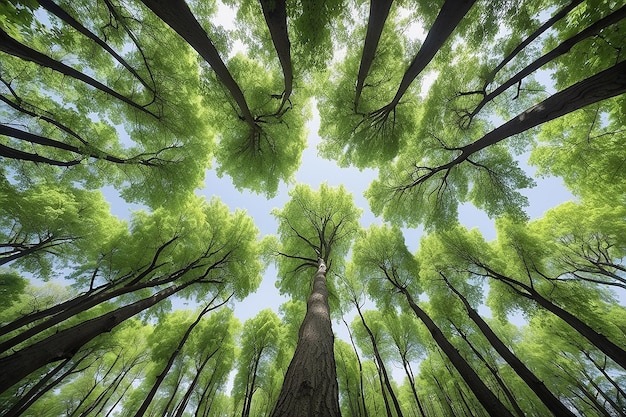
[354,0,394,108]
[443,275,577,417]
[270,258,341,417]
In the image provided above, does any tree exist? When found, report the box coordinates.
[269,184,360,417]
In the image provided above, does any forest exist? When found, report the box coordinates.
[0,0,625,416]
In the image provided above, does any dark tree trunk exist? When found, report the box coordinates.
[0,28,157,117]
[442,274,577,417]
[139,0,256,129]
[483,266,626,370]
[398,59,626,191]
[0,281,194,394]
[354,0,394,109]
[377,0,476,113]
[398,287,515,417]
[270,258,341,417]
[464,4,626,125]
[259,0,293,114]
[481,0,584,90]
[172,346,219,417]
[37,0,154,92]
[355,304,404,417]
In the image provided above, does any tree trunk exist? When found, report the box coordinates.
[270,258,341,417]
[355,304,404,417]
[0,281,193,394]
[466,4,626,124]
[37,0,154,92]
[259,0,293,114]
[442,274,577,417]
[139,0,256,129]
[484,266,626,369]
[398,287,515,417]
[354,0,394,109]
[399,59,626,190]
[381,0,476,112]
[0,28,156,117]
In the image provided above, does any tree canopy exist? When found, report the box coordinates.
[1,0,625,416]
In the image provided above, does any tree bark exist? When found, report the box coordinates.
[131,296,229,417]
[37,0,154,92]
[442,274,577,417]
[139,0,256,129]
[378,0,476,113]
[0,281,193,394]
[465,4,626,125]
[482,266,626,370]
[355,304,404,417]
[270,258,341,417]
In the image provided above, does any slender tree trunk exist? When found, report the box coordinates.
[242,348,264,417]
[451,323,526,417]
[0,281,194,394]
[343,317,369,417]
[397,287,515,417]
[259,0,293,114]
[37,0,154,92]
[0,28,157,117]
[354,0,394,109]
[379,0,476,113]
[355,304,404,417]
[131,297,228,417]
[484,266,626,369]
[270,258,341,417]
[442,274,577,417]
[466,4,626,123]
[173,347,219,417]
[401,359,426,417]
[483,0,584,87]
[139,0,256,129]
[398,59,626,190]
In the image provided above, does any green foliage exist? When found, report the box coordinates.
[272,183,361,301]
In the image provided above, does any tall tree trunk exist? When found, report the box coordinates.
[139,0,256,129]
[355,304,404,417]
[172,346,220,417]
[397,287,515,417]
[442,274,577,417]
[343,316,369,417]
[354,0,394,109]
[132,296,229,417]
[400,358,426,417]
[259,0,293,114]
[270,258,341,417]
[483,266,626,369]
[397,59,626,191]
[483,0,584,87]
[37,0,154,92]
[375,0,476,115]
[465,4,626,124]
[0,280,195,394]
[0,28,157,117]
